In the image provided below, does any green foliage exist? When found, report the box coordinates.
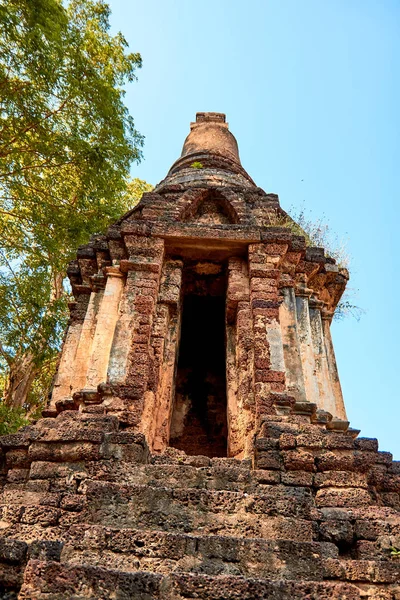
[0,0,151,408]
[0,259,68,361]
[0,0,144,267]
[390,546,400,558]
[264,206,364,322]
[190,161,204,169]
[27,354,59,410]
[0,401,29,435]
[285,206,350,269]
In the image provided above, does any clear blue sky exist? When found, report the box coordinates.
[109,0,400,457]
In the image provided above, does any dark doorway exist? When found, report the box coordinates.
[170,295,228,457]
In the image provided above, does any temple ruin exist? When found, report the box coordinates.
[1,113,399,599]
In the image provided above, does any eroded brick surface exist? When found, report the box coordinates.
[1,113,398,599]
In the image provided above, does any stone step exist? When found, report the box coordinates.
[1,503,317,543]
[0,537,62,598]
[18,560,365,599]
[22,457,276,494]
[87,460,284,492]
[0,498,316,543]
[13,456,400,517]
[21,453,385,496]
[3,469,400,544]
[4,533,400,599]
[59,524,337,580]
[80,480,316,536]
[322,557,400,585]
[91,460,375,495]
[11,523,399,585]
[4,496,400,555]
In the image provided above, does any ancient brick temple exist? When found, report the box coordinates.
[1,113,399,599]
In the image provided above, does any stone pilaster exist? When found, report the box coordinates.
[279,285,307,402]
[145,260,183,452]
[84,267,124,391]
[249,242,287,419]
[295,279,320,405]
[322,310,348,421]
[106,234,165,426]
[309,298,336,415]
[226,258,253,457]
[49,298,87,409]
[71,289,104,395]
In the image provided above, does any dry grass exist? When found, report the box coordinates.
[264,207,364,321]
[264,206,350,269]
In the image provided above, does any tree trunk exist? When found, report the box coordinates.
[4,352,38,408]
[51,271,64,302]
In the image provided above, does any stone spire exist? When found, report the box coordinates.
[45,112,350,444]
[157,112,255,191]
[2,113,398,600]
[181,112,240,164]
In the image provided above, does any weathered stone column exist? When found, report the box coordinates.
[309,299,336,414]
[226,258,252,458]
[50,298,87,408]
[230,302,254,458]
[279,285,307,402]
[321,310,348,421]
[146,259,183,452]
[226,320,238,455]
[249,242,287,422]
[106,232,165,426]
[71,289,104,395]
[295,279,320,405]
[84,267,124,390]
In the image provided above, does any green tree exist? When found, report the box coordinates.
[0,0,151,409]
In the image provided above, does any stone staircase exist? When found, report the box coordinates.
[1,410,400,599]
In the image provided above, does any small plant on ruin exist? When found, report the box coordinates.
[0,401,29,435]
[191,161,204,169]
[390,546,400,558]
[334,293,365,322]
[264,206,350,268]
[263,207,364,321]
